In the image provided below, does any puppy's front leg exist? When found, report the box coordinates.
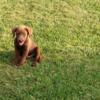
[18,48,29,66]
[13,48,21,66]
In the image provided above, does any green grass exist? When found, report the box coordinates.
[0,0,100,99]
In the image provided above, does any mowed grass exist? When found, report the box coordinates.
[0,0,100,99]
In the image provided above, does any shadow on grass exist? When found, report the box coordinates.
[0,50,14,66]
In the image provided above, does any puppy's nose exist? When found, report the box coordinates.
[18,40,23,43]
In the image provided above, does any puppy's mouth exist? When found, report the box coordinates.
[18,40,24,46]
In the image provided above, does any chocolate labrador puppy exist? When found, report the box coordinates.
[12,25,41,66]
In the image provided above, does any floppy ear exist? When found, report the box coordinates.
[12,27,18,38]
[25,26,32,36]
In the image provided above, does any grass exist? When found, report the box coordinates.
[0,0,100,99]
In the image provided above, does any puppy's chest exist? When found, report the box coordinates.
[16,45,36,57]
[16,45,26,56]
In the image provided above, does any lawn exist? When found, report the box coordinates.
[0,0,100,99]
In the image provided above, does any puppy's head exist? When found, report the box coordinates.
[12,25,32,46]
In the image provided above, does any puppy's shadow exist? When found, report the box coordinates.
[0,50,14,65]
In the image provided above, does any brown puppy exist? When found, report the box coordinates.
[12,25,41,66]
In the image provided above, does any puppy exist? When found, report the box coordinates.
[12,25,41,66]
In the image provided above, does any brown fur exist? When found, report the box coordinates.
[12,25,41,66]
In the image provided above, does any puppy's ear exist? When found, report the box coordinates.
[12,27,18,38]
[25,26,32,36]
